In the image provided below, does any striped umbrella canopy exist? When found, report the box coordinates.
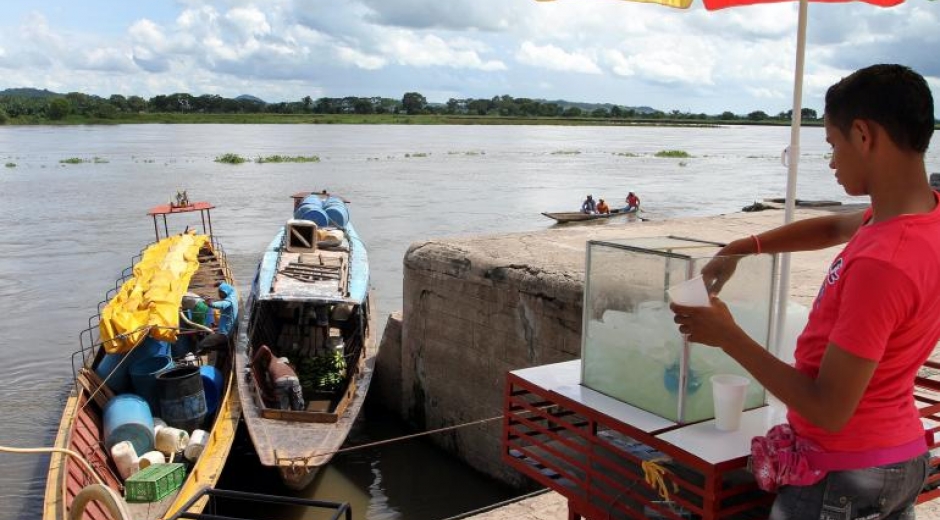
[536,0,908,351]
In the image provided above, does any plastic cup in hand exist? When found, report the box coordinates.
[710,374,750,431]
[667,275,710,307]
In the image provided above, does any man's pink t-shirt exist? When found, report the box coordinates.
[789,195,940,452]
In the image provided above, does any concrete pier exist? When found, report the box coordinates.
[371,206,940,519]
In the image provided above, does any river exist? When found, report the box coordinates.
[1,124,937,520]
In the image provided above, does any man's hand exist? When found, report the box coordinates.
[670,296,748,348]
[700,255,741,294]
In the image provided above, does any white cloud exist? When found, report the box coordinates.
[516,41,601,75]
[385,32,506,71]
[0,0,936,116]
[336,46,387,70]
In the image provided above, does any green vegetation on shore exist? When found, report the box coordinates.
[0,88,833,127]
[3,88,936,128]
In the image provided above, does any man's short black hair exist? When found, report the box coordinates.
[825,64,934,153]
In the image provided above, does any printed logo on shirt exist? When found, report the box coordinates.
[814,256,844,307]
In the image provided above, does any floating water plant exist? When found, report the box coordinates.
[215,153,247,164]
[655,150,692,158]
[4,162,15,168]
[59,157,86,164]
[405,152,429,158]
[551,150,581,155]
[255,155,321,164]
[614,152,639,157]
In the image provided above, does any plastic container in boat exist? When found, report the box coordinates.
[96,338,170,394]
[199,365,224,416]
[157,366,207,431]
[184,429,208,461]
[323,197,349,227]
[293,196,322,217]
[137,450,165,470]
[295,203,329,227]
[129,355,174,414]
[155,426,190,456]
[103,394,155,456]
[110,440,139,480]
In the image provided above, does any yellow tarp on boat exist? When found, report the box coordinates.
[99,232,209,354]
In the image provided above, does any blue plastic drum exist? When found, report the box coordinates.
[200,365,224,416]
[323,197,349,228]
[103,394,155,455]
[129,355,174,414]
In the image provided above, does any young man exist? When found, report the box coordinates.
[671,64,937,518]
[580,194,597,214]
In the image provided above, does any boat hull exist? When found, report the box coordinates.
[43,214,240,520]
[237,214,377,490]
[541,208,638,223]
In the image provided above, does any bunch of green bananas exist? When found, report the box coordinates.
[297,351,347,393]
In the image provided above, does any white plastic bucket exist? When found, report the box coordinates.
[184,429,208,461]
[155,426,190,456]
[110,440,139,480]
[138,450,165,470]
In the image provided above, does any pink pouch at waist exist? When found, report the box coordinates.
[750,424,929,493]
[750,424,825,493]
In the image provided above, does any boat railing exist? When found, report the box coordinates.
[209,235,235,284]
[167,487,352,520]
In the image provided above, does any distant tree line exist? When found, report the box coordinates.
[0,89,822,123]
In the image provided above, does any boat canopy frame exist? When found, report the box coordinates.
[147,201,216,242]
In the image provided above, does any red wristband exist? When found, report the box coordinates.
[751,234,762,255]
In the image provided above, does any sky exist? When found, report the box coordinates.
[0,0,938,117]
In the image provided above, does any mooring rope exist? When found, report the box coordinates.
[275,414,506,467]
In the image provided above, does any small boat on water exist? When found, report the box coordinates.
[542,207,639,223]
[43,197,241,520]
[236,191,376,490]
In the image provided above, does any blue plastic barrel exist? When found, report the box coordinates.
[323,197,349,227]
[103,394,155,455]
[157,366,207,431]
[129,355,174,413]
[95,338,170,394]
[293,196,322,218]
[199,365,224,416]
[295,204,329,227]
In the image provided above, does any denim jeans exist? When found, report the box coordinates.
[769,453,929,520]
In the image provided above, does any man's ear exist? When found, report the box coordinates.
[852,119,876,152]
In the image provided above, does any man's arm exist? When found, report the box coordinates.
[703,209,866,292]
[672,298,876,431]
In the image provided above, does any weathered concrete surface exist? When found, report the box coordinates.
[373,204,940,519]
[381,207,862,489]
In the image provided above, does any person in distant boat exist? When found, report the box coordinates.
[251,345,305,411]
[624,192,641,212]
[596,198,610,214]
[208,282,238,336]
[580,194,597,214]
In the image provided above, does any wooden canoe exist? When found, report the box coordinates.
[542,207,639,223]
[236,193,377,490]
[43,200,240,520]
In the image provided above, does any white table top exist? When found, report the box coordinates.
[511,360,786,465]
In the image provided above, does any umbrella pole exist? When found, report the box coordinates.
[773,0,809,355]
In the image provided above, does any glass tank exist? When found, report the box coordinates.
[580,236,776,424]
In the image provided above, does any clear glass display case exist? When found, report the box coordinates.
[580,236,776,424]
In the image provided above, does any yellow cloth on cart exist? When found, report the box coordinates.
[99,232,209,353]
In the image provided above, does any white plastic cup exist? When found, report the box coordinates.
[710,374,750,431]
[667,275,710,307]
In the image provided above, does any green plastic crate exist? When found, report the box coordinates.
[124,463,186,502]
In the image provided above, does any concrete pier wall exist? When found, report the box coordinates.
[376,208,853,487]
